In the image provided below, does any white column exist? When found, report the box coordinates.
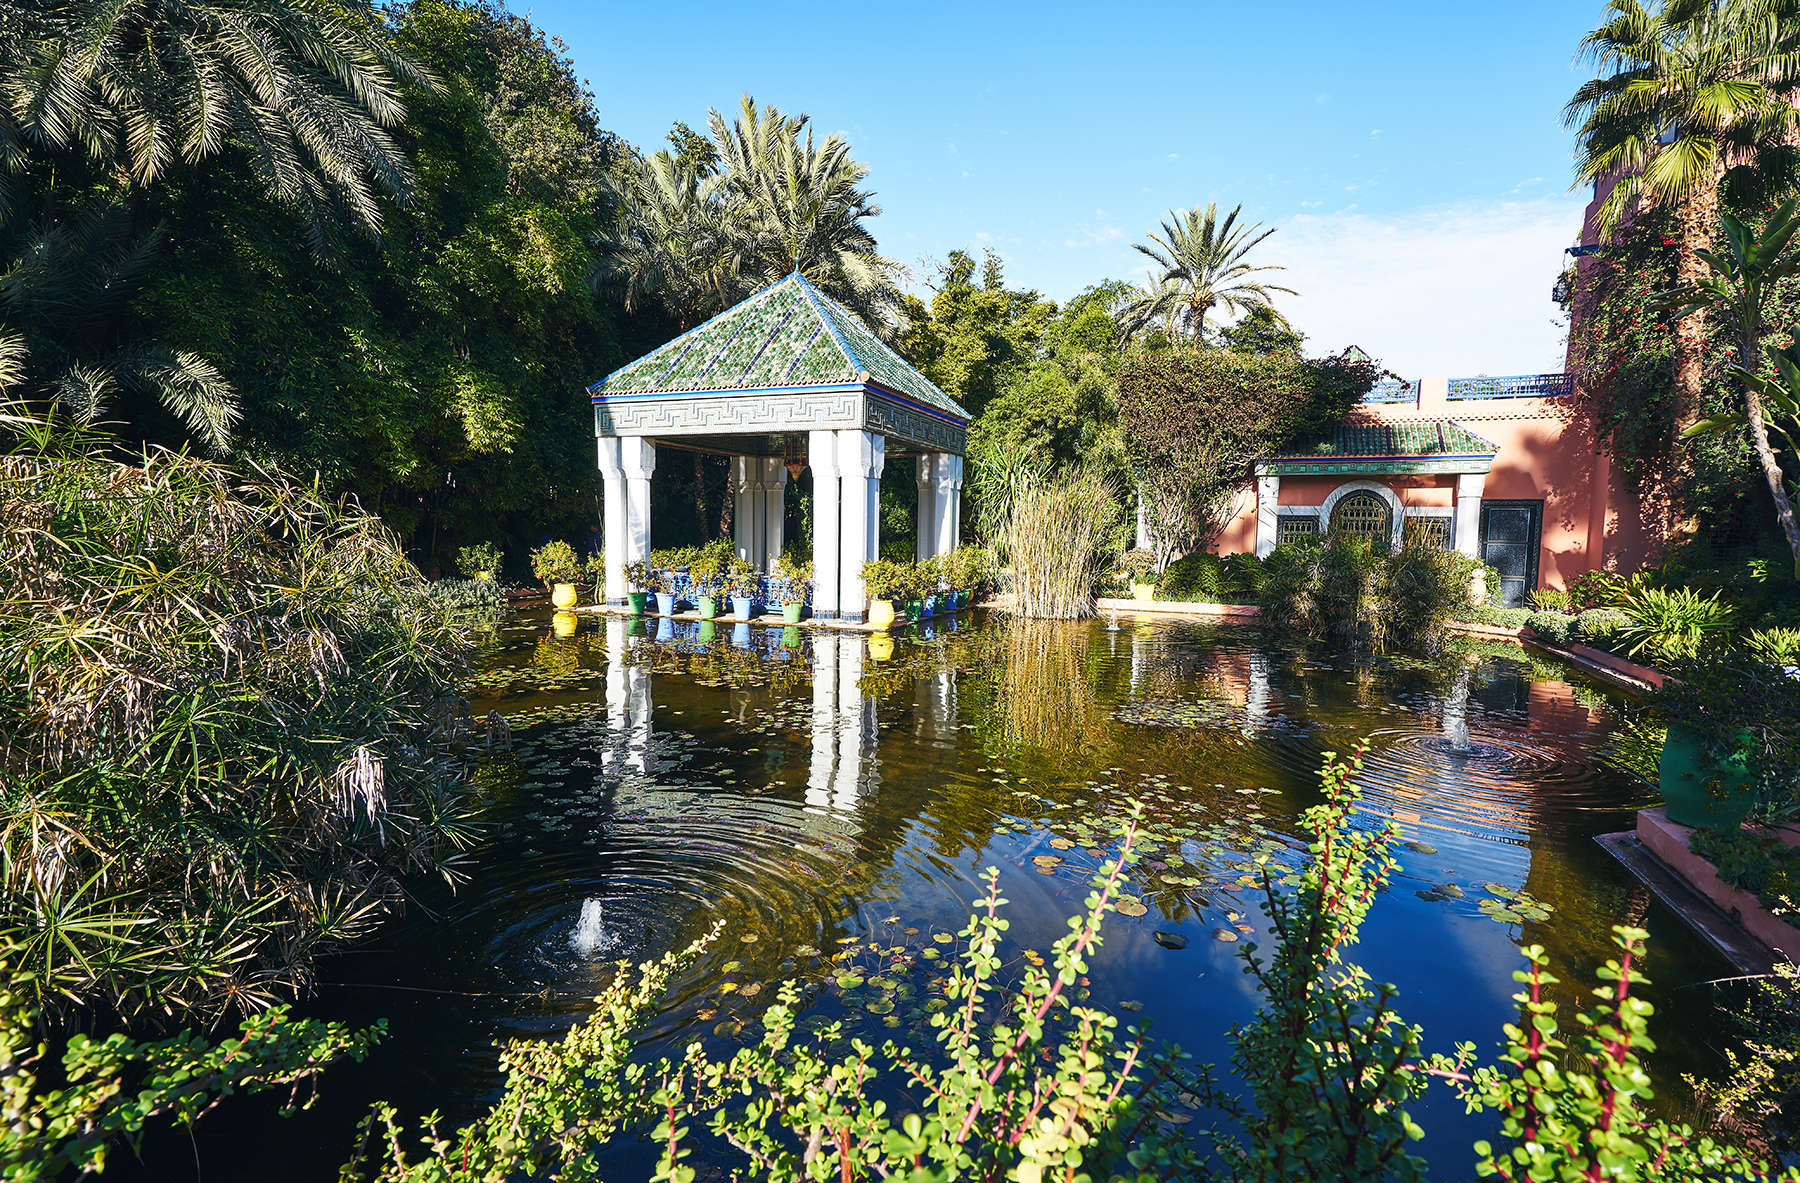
[934,454,963,558]
[834,633,868,811]
[806,631,839,811]
[837,429,883,623]
[760,457,788,571]
[1135,488,1150,550]
[915,455,937,562]
[598,437,627,605]
[1455,471,1486,557]
[1255,469,1280,558]
[809,430,842,619]
[732,456,760,568]
[621,437,656,572]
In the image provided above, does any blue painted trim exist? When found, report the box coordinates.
[792,272,865,373]
[779,324,829,385]
[737,303,800,385]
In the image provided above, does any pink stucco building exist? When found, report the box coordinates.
[1209,375,1659,606]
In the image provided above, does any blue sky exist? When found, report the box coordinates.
[530,0,1607,377]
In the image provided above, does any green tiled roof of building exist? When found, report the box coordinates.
[590,273,970,422]
[1278,419,1498,459]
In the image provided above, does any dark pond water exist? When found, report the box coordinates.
[146,609,1736,1181]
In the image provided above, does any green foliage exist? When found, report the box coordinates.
[622,559,656,593]
[945,544,994,596]
[1154,552,1264,603]
[1115,346,1377,565]
[1120,548,1156,580]
[1526,610,1579,647]
[1260,530,1472,651]
[1689,827,1800,910]
[723,557,759,599]
[422,578,507,611]
[530,539,582,585]
[0,945,382,1181]
[1567,568,1625,611]
[860,558,907,601]
[1746,626,1800,665]
[1007,466,1123,619]
[1699,943,1800,1156]
[1431,927,1795,1182]
[1122,203,1296,344]
[1614,584,1736,661]
[1649,654,1800,824]
[898,250,1060,420]
[1457,605,1533,629]
[0,420,486,1017]
[1527,588,1572,611]
[455,542,505,578]
[686,539,733,592]
[1576,607,1632,649]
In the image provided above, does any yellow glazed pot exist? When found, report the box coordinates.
[868,599,898,628]
[475,571,491,581]
[868,633,895,661]
[551,583,579,608]
[1131,582,1156,602]
[552,611,578,637]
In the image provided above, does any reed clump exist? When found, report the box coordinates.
[1259,529,1475,651]
[0,419,493,1019]
[1005,467,1122,620]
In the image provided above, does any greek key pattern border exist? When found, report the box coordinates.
[597,392,862,436]
[865,396,966,454]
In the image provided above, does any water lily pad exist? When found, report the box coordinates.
[1210,928,1238,942]
[1049,838,1073,849]
[720,960,743,973]
[719,981,739,993]
[922,948,941,960]
[836,973,865,989]
[933,933,954,944]
[1153,931,1188,950]
[1120,1000,1144,1011]
[1415,890,1447,902]
[865,999,894,1014]
[795,945,820,956]
[1115,899,1149,917]
[1404,841,1438,855]
[868,976,896,991]
[738,982,762,997]
[740,934,758,943]
[903,927,920,935]
[714,1020,742,1037]
[1435,883,1465,899]
[1032,855,1063,867]
[924,998,948,1012]
[1482,884,1517,899]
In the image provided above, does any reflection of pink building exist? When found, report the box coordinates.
[1210,377,1659,606]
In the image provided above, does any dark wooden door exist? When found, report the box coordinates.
[1479,500,1542,608]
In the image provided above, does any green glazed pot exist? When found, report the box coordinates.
[1659,724,1758,828]
[697,596,719,620]
[904,598,925,620]
[782,601,804,623]
[625,591,647,616]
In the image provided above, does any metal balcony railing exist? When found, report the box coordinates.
[1361,380,1418,404]
[1446,373,1574,400]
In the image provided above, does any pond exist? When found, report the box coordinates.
[163,608,1732,1180]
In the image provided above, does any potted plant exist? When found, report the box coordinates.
[456,541,504,582]
[949,544,990,608]
[1123,548,1156,601]
[918,555,942,618]
[726,558,759,621]
[647,548,686,615]
[1649,655,1800,829]
[689,540,730,619]
[898,560,927,621]
[775,551,812,624]
[861,558,904,627]
[530,540,583,608]
[619,559,652,615]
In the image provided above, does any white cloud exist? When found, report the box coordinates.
[1300,200,1322,208]
[1315,93,1331,104]
[1256,196,1585,376]
[1168,153,1179,160]
[1371,129,1383,137]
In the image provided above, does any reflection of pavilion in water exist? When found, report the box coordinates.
[593,618,959,823]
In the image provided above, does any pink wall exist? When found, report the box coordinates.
[1211,385,1659,590]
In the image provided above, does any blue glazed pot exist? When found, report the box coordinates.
[732,596,754,621]
[655,592,675,615]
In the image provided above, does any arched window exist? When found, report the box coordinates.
[1330,492,1391,540]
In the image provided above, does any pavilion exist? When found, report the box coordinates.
[588,273,971,622]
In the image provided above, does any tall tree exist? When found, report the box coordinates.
[1123,203,1296,343]
[1566,0,1800,423]
[896,250,1057,420]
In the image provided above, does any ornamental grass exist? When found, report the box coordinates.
[1006,466,1121,620]
[0,418,495,1020]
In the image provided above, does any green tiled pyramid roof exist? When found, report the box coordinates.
[1278,419,1498,459]
[591,273,969,421]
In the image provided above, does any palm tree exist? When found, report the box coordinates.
[605,151,743,330]
[1566,0,1800,421]
[1123,203,1296,343]
[0,0,429,254]
[710,96,904,329]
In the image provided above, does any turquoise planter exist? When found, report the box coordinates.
[625,591,647,616]
[1659,724,1758,828]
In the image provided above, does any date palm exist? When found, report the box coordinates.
[606,151,743,330]
[1566,0,1800,422]
[1124,203,1296,344]
[0,0,428,253]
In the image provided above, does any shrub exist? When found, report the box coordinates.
[1526,610,1578,646]
[1121,547,1156,580]
[1746,627,1800,666]
[1575,608,1631,649]
[1649,655,1800,825]
[860,558,907,600]
[453,541,503,579]
[528,539,581,585]
[1223,550,1269,595]
[1261,529,1468,650]
[1614,584,1735,663]
[1158,552,1223,599]
[1528,588,1572,611]
[621,558,655,592]
[0,424,486,1016]
[946,544,994,596]
[687,538,732,593]
[421,578,506,611]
